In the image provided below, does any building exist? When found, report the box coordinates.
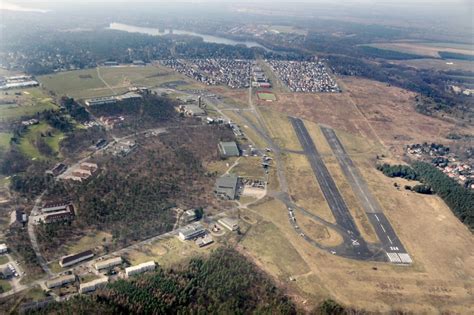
[85,96,117,106]
[178,223,206,241]
[46,163,68,177]
[218,217,239,231]
[79,277,108,294]
[80,162,98,172]
[0,264,13,279]
[183,209,197,223]
[117,92,142,102]
[0,80,39,90]
[59,250,94,268]
[215,175,239,200]
[0,244,7,254]
[94,257,123,271]
[218,141,240,158]
[104,61,118,66]
[46,274,76,289]
[41,201,72,213]
[42,208,75,224]
[177,104,206,116]
[195,234,214,247]
[125,261,156,278]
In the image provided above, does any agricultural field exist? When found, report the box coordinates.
[37,65,200,100]
[364,41,474,58]
[0,88,57,123]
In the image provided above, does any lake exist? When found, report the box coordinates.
[108,23,269,51]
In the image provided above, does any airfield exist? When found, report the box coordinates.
[3,62,473,313]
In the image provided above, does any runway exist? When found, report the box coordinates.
[320,126,412,264]
[290,117,374,259]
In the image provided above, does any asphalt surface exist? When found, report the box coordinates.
[320,126,411,264]
[290,117,377,260]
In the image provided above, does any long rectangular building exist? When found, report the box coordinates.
[94,257,122,271]
[46,274,76,289]
[125,261,156,278]
[60,250,94,268]
[178,223,206,241]
[79,277,108,294]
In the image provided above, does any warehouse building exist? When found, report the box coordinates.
[0,244,7,254]
[195,234,214,247]
[41,201,72,213]
[59,250,94,268]
[218,217,239,231]
[94,257,123,271]
[46,274,76,289]
[178,222,206,241]
[215,175,239,200]
[79,277,108,294]
[218,141,240,158]
[125,261,156,278]
[85,96,117,106]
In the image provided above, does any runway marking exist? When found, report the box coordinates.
[387,235,393,244]
[386,252,401,263]
[380,224,386,233]
[374,214,380,222]
[398,253,413,264]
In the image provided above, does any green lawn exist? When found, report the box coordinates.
[257,92,277,101]
[18,122,64,160]
[0,88,57,121]
[0,279,12,293]
[0,255,9,264]
[0,132,12,150]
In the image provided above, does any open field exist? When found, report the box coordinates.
[390,58,474,71]
[0,132,11,150]
[64,231,112,256]
[257,91,277,101]
[259,107,302,151]
[296,214,343,247]
[230,156,264,178]
[260,77,473,156]
[0,88,57,122]
[283,153,335,224]
[38,65,201,100]
[0,256,9,265]
[0,280,12,293]
[365,42,474,58]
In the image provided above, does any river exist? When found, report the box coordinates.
[108,23,269,51]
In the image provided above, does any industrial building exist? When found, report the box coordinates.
[41,201,72,213]
[177,104,206,116]
[94,257,123,271]
[215,175,239,200]
[218,217,239,231]
[59,250,94,268]
[0,244,7,254]
[125,261,156,278]
[46,274,76,289]
[178,222,206,241]
[218,141,240,158]
[195,234,214,247]
[79,277,108,294]
[85,96,117,106]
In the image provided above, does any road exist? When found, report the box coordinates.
[320,127,411,264]
[290,117,376,260]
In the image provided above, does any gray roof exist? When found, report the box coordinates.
[215,175,238,199]
[219,141,240,157]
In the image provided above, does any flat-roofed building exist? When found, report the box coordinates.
[218,217,239,231]
[79,277,108,294]
[125,261,156,278]
[0,264,13,279]
[46,274,76,289]
[218,141,240,158]
[59,250,94,268]
[85,96,117,106]
[215,175,239,200]
[0,244,7,254]
[195,234,214,247]
[41,201,71,213]
[94,257,123,271]
[178,222,206,241]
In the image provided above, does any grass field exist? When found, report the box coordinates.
[230,156,264,178]
[257,91,277,101]
[65,232,112,256]
[365,42,474,58]
[18,122,64,160]
[0,255,9,265]
[0,88,57,122]
[0,279,12,293]
[0,132,12,151]
[260,107,302,151]
[38,65,200,100]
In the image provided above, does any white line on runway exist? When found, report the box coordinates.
[387,235,393,244]
[374,214,380,222]
[380,224,386,233]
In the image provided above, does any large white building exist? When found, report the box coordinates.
[178,223,206,241]
[125,261,156,278]
[79,277,108,294]
[0,244,7,254]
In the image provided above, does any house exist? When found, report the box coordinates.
[215,175,239,200]
[79,277,108,294]
[59,250,94,268]
[41,201,72,213]
[0,244,7,254]
[218,141,240,158]
[94,257,123,271]
[46,274,76,289]
[178,223,206,241]
[125,261,156,278]
[218,217,239,231]
[183,209,197,223]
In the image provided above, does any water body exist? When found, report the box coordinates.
[108,22,269,51]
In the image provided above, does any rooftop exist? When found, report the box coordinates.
[219,141,240,157]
